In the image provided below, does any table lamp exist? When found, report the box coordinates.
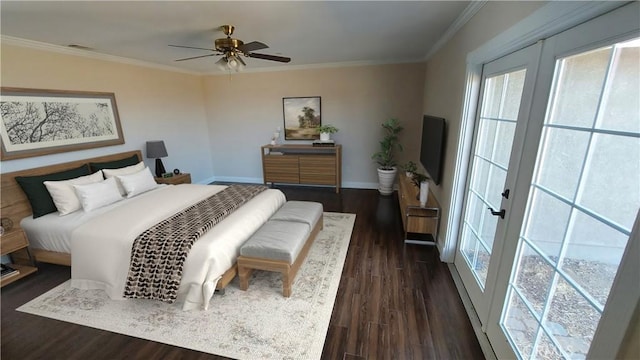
[146,140,168,177]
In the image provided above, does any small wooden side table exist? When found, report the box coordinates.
[155,173,191,185]
[397,174,440,245]
[1,228,37,287]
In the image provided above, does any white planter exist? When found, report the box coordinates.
[377,167,397,196]
[320,132,331,141]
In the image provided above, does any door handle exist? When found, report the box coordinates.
[488,207,505,219]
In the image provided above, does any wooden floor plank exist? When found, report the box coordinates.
[366,322,391,360]
[1,186,484,360]
[365,275,382,325]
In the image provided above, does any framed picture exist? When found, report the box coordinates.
[0,87,124,160]
[283,96,321,140]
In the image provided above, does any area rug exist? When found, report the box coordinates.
[18,212,356,360]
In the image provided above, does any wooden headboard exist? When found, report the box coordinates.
[1,150,143,226]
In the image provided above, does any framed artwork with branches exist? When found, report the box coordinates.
[0,87,124,160]
[282,96,321,140]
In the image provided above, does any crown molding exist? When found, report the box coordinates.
[1,35,201,76]
[424,0,487,60]
[467,1,628,64]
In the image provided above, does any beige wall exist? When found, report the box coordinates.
[203,63,426,187]
[422,1,544,244]
[1,43,426,187]
[0,45,214,183]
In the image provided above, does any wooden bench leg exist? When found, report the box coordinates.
[283,268,292,297]
[238,265,253,291]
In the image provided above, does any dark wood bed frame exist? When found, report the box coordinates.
[1,150,237,290]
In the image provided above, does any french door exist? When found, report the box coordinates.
[489,34,640,358]
[454,43,542,324]
[455,3,640,359]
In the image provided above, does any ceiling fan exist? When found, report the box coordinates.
[169,25,291,71]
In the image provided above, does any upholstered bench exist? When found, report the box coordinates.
[238,201,323,297]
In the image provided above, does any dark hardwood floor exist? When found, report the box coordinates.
[1,186,484,360]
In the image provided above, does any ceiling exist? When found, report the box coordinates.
[0,1,473,74]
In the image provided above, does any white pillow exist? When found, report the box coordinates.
[102,161,146,196]
[44,171,104,216]
[117,167,158,198]
[73,177,123,212]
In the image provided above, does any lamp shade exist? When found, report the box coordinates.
[146,141,168,159]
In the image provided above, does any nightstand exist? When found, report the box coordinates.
[1,228,37,287]
[155,173,191,185]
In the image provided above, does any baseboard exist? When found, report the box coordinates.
[342,181,378,189]
[448,263,497,360]
[197,176,217,185]
[437,240,448,262]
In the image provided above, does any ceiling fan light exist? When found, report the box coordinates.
[226,54,245,72]
[228,56,238,69]
[217,58,228,71]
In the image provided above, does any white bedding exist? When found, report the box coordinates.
[25,184,286,310]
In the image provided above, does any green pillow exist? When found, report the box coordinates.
[89,154,139,173]
[16,164,91,218]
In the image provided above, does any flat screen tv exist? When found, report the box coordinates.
[420,115,446,185]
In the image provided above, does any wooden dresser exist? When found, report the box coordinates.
[261,144,342,193]
[397,174,441,245]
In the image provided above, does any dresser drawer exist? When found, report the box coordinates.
[1,230,29,255]
[299,155,336,185]
[299,155,336,170]
[264,155,300,183]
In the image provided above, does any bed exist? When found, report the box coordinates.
[1,151,286,310]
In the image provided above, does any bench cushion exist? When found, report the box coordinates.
[269,201,323,227]
[240,220,310,263]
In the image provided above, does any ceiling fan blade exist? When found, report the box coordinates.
[169,44,216,52]
[175,54,217,62]
[247,53,291,63]
[237,56,246,66]
[237,41,268,53]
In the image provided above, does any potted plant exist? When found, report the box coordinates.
[411,171,430,188]
[317,124,339,141]
[371,118,403,195]
[402,161,418,177]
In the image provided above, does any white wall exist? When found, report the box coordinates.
[203,63,426,188]
[0,45,214,183]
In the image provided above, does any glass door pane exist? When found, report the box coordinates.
[501,37,640,360]
[460,69,526,288]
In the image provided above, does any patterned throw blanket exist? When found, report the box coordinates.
[124,184,268,303]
